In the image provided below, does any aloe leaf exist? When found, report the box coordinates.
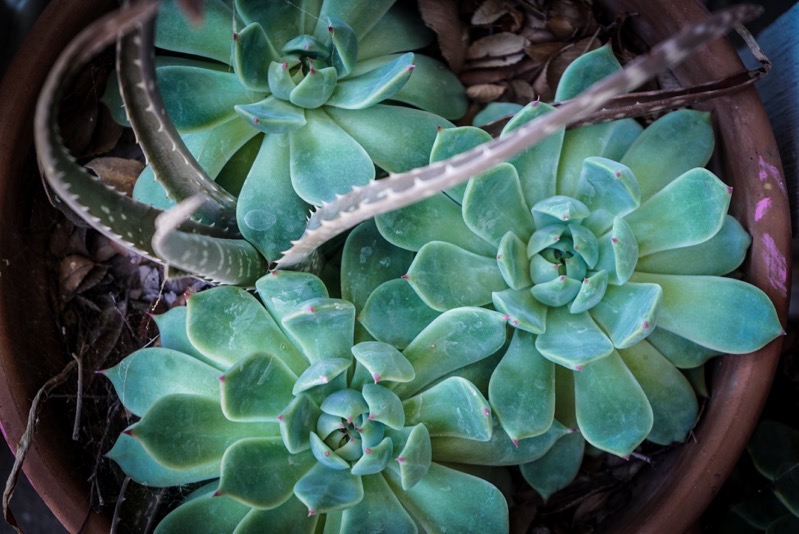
[220,353,298,421]
[281,298,355,363]
[154,488,250,534]
[384,463,508,533]
[256,271,329,323]
[279,394,321,454]
[625,168,730,256]
[631,273,783,354]
[358,2,433,60]
[520,431,585,501]
[502,101,564,209]
[406,242,506,311]
[635,215,751,275]
[155,0,238,64]
[396,307,507,397]
[574,352,653,456]
[375,194,493,256]
[574,157,641,236]
[646,326,722,369]
[594,216,639,285]
[359,279,441,349]
[621,109,714,201]
[403,377,492,440]
[237,133,311,262]
[235,497,318,534]
[340,474,417,533]
[187,287,306,374]
[294,463,365,515]
[341,220,414,312]
[289,109,374,205]
[463,163,535,246]
[233,22,277,91]
[618,341,698,445]
[235,96,307,134]
[748,421,799,481]
[589,283,662,349]
[106,433,218,487]
[328,53,414,109]
[102,348,220,417]
[129,394,277,469]
[327,104,451,173]
[536,306,614,370]
[492,287,548,334]
[352,343,415,385]
[489,330,555,440]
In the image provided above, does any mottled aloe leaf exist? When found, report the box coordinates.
[569,270,608,314]
[289,109,374,205]
[574,352,653,456]
[130,394,276,469]
[489,330,555,440]
[281,298,355,363]
[360,279,442,349]
[351,437,393,475]
[102,348,220,417]
[463,163,535,246]
[502,101,564,209]
[497,232,532,289]
[327,104,450,173]
[327,53,413,109]
[235,96,307,134]
[340,474,417,534]
[235,497,317,534]
[233,22,275,91]
[256,271,329,323]
[361,383,405,430]
[352,342,415,385]
[594,216,638,285]
[618,341,698,445]
[635,215,751,275]
[279,394,321,454]
[589,283,662,349]
[155,0,237,64]
[341,220,414,312]
[106,433,218,487]
[220,352,297,421]
[396,307,507,397]
[646,327,722,369]
[492,287,547,334]
[575,157,641,236]
[625,168,730,256]
[403,377,492,440]
[406,242,506,311]
[154,488,250,534]
[775,464,799,516]
[631,273,783,354]
[532,196,590,228]
[556,44,622,101]
[293,358,351,395]
[217,438,315,508]
[430,420,569,466]
[520,431,585,501]
[748,421,799,481]
[187,286,306,374]
[536,306,614,370]
[621,109,714,201]
[376,193,493,256]
[294,463,365,515]
[384,462,508,533]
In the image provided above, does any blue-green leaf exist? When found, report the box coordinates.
[328,53,414,109]
[220,352,298,421]
[235,96,307,134]
[294,463,365,515]
[154,488,250,534]
[536,306,614,370]
[281,298,355,363]
[403,377,493,440]
[463,164,534,246]
[589,283,662,349]
[360,279,442,349]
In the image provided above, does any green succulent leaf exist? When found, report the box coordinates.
[496,231,532,289]
[361,383,406,430]
[155,0,238,64]
[489,330,555,440]
[774,464,799,517]
[351,437,393,476]
[463,164,534,246]
[218,438,315,508]
[129,394,277,470]
[531,196,590,228]
[339,474,417,534]
[396,307,507,397]
[154,488,250,534]
[294,463,365,515]
[256,271,329,323]
[236,0,305,47]
[569,270,609,314]
[589,283,662,349]
[574,157,641,236]
[618,341,698,445]
[556,44,622,101]
[282,298,356,363]
[351,342,415,385]
[235,497,318,534]
[320,389,369,421]
[403,377,492,440]
[279,394,322,454]
[293,358,351,395]
[406,242,506,311]
[621,109,714,201]
[645,327,722,369]
[531,275,582,308]
[594,216,639,285]
[359,279,442,349]
[473,102,523,127]
[527,224,567,257]
[235,96,307,134]
[748,421,799,481]
[520,431,585,501]
[309,432,350,470]
[233,22,276,92]
[429,125,492,202]
[290,66,338,109]
[385,54,467,120]
[574,352,653,456]
[536,306,614,370]
[220,352,297,421]
[327,52,414,109]
[625,168,730,256]
[631,273,783,354]
[492,287,548,334]
[152,307,218,367]
[102,348,220,417]
[389,423,432,490]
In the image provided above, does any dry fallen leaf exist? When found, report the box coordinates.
[85,157,145,196]
[417,0,467,72]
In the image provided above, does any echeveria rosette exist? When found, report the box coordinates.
[107,0,466,262]
[358,45,783,493]
[101,271,570,532]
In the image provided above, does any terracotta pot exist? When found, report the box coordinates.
[0,0,789,532]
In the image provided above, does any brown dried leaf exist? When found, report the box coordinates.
[467,32,527,60]
[521,12,555,43]
[465,52,526,69]
[471,0,507,25]
[418,0,467,72]
[466,83,506,102]
[547,16,577,40]
[508,79,536,102]
[572,490,611,525]
[525,41,567,64]
[85,157,144,196]
[59,255,96,297]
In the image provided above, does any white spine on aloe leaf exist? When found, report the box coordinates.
[275,4,762,269]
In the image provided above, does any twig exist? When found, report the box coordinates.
[72,352,84,441]
[110,476,131,534]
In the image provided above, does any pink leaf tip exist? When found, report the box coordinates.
[372,373,381,384]
[511,439,519,448]
[396,456,406,463]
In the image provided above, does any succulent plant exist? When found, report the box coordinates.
[102,270,577,532]
[339,44,783,497]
